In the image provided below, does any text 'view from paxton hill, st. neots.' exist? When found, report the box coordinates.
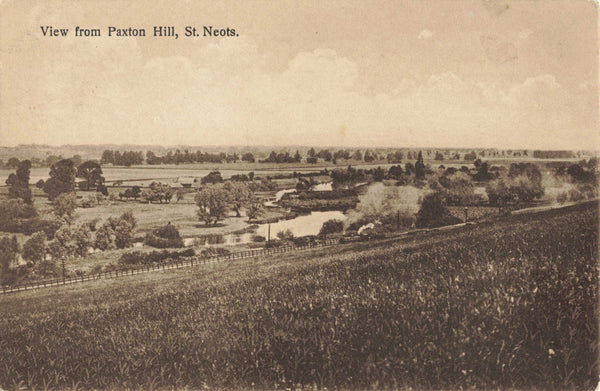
[40,25,238,39]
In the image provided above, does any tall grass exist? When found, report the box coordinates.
[0,203,597,390]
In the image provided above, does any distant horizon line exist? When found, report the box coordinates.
[1,143,598,153]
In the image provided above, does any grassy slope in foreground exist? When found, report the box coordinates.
[0,202,598,390]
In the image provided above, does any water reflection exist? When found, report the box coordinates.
[184,210,346,247]
[255,210,345,239]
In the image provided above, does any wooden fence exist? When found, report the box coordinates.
[1,238,339,295]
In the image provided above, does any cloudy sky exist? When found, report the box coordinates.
[0,0,597,149]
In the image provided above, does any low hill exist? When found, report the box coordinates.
[0,201,597,390]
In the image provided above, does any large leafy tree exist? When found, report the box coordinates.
[43,159,76,200]
[319,219,344,238]
[195,186,230,226]
[331,165,364,189]
[53,192,78,225]
[6,160,32,204]
[94,214,136,250]
[22,232,47,266]
[415,151,426,179]
[224,182,253,217]
[246,199,264,222]
[0,236,19,284]
[77,161,105,191]
[201,171,224,185]
[48,226,81,279]
[415,192,460,228]
[241,152,255,163]
[143,182,175,203]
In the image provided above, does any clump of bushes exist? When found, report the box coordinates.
[94,213,136,250]
[276,229,294,241]
[144,223,184,248]
[292,235,318,247]
[264,239,285,248]
[319,219,344,237]
[119,248,195,266]
[415,192,462,228]
[15,219,61,238]
[0,199,62,238]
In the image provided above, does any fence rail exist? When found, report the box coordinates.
[1,238,340,295]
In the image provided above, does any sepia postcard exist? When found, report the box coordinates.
[0,1,598,390]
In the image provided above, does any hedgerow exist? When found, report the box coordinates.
[118,248,195,266]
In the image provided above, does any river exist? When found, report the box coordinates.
[186,210,346,247]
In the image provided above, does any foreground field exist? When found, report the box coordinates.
[0,202,598,390]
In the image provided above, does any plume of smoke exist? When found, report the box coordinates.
[345,183,429,227]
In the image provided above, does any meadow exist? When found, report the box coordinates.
[0,201,597,390]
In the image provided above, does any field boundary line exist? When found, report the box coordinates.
[0,238,339,295]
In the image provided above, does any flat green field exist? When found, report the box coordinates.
[0,202,597,390]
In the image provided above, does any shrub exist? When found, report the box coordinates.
[118,248,195,266]
[201,171,224,185]
[0,199,37,222]
[144,223,184,248]
[415,192,462,228]
[18,219,61,238]
[22,232,47,265]
[81,195,96,208]
[292,236,318,247]
[319,219,344,237]
[276,229,294,241]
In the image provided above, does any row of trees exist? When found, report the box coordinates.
[97,148,412,166]
[145,150,237,165]
[261,151,302,164]
[326,152,427,189]
[100,150,144,166]
[1,155,81,169]
[4,158,106,203]
[2,148,590,170]
[42,159,106,200]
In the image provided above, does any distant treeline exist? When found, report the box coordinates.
[0,147,589,169]
[532,150,575,159]
[102,149,240,166]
